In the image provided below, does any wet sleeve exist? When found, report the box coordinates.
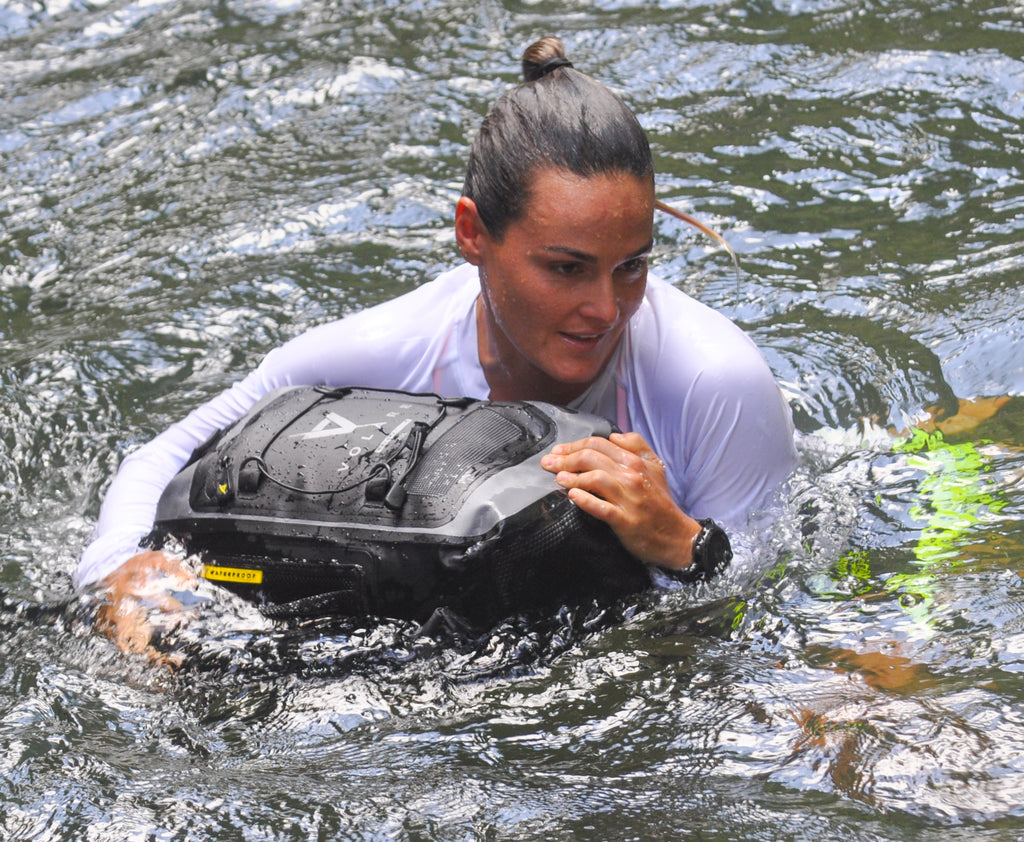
[74,374,279,587]
[74,323,361,587]
[75,278,461,587]
[678,357,797,528]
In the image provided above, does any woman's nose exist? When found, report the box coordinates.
[580,274,620,324]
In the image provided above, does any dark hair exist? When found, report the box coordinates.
[462,36,654,241]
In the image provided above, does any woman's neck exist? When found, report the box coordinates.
[475,297,590,405]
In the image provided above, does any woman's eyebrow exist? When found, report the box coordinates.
[540,241,654,262]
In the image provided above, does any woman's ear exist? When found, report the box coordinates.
[455,196,487,265]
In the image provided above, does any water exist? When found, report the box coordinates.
[2,0,1023,838]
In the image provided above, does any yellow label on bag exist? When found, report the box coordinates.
[201,564,263,585]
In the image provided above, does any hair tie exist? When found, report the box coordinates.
[534,56,573,78]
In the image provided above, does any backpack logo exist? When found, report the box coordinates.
[294,412,377,440]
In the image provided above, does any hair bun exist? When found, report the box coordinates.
[522,36,573,82]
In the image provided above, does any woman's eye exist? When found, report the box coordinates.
[619,256,648,276]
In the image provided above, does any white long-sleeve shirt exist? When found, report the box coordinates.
[77,263,797,586]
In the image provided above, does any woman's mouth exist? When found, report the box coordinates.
[559,330,608,350]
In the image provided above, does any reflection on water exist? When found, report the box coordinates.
[2,0,1024,837]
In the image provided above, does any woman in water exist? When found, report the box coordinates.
[81,36,797,656]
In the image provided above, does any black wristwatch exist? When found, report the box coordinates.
[688,518,733,581]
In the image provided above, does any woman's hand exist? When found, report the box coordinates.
[541,431,702,572]
[94,550,199,668]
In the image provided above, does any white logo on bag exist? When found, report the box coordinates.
[293,413,412,456]
[293,412,372,439]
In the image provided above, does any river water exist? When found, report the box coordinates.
[2,0,1024,838]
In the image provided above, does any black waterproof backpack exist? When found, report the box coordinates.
[151,386,650,626]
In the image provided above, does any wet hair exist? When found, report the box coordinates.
[462,36,654,241]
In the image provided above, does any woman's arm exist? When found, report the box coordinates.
[76,376,275,587]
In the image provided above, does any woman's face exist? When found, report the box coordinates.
[457,167,655,403]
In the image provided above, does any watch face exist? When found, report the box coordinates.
[695,520,732,578]
[705,527,732,571]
